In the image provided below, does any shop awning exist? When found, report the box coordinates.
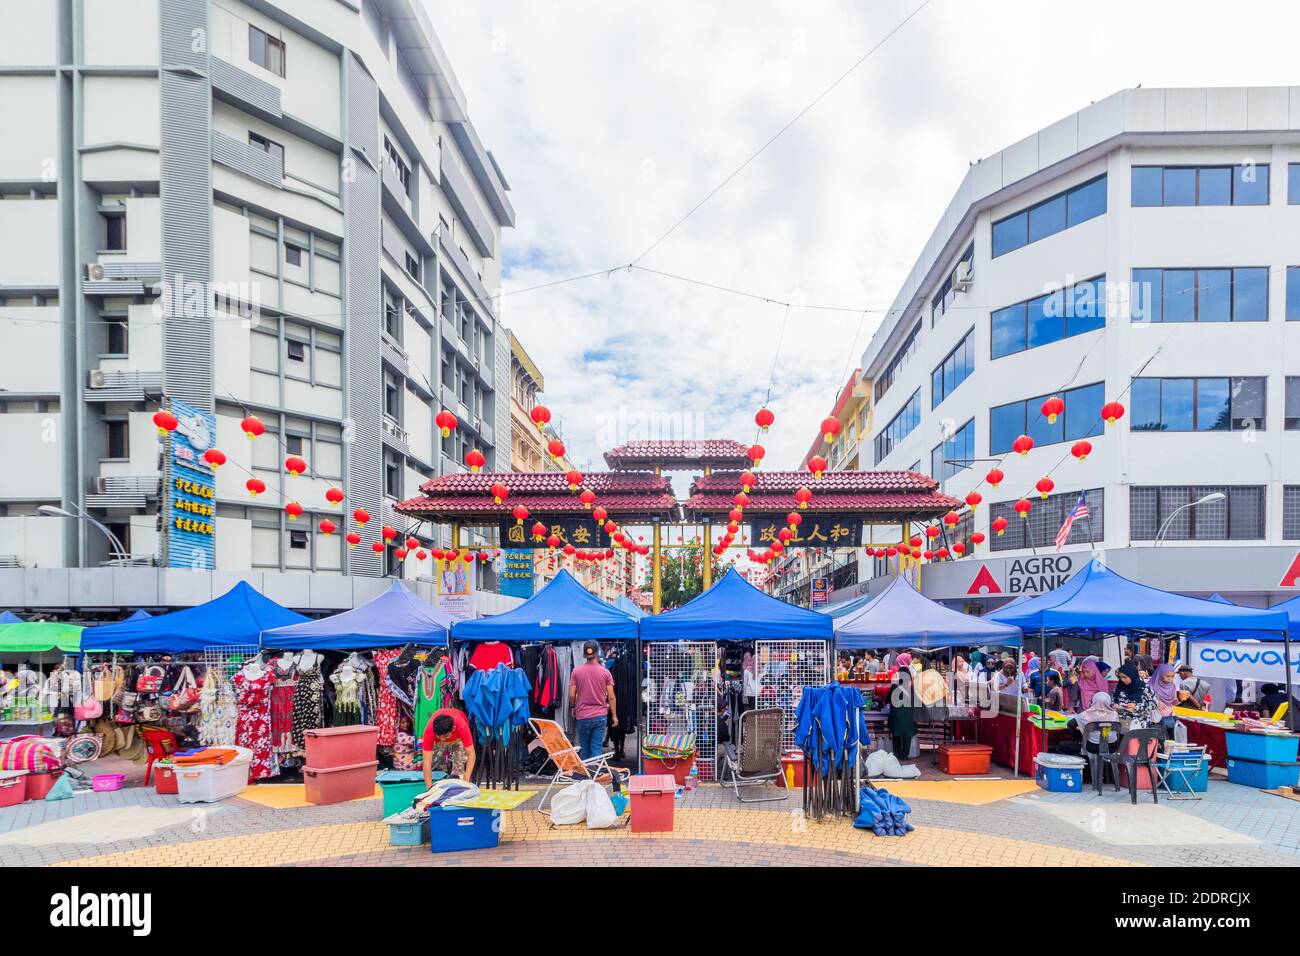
[640,567,833,642]
[82,581,308,653]
[452,569,638,642]
[986,560,1289,635]
[262,580,451,650]
[833,577,1022,649]
[0,621,83,655]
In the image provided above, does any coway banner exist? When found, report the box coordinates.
[1189,640,1300,686]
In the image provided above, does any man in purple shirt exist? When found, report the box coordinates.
[569,641,617,760]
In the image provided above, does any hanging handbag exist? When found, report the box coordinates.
[167,666,201,714]
[135,665,166,694]
[75,696,103,721]
[115,706,136,725]
[93,663,124,702]
[136,703,163,723]
[119,691,139,710]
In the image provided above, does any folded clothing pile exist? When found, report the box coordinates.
[172,747,240,767]
[413,778,480,811]
[853,787,914,837]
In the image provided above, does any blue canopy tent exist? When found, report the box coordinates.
[613,595,646,620]
[0,611,24,624]
[122,609,152,622]
[640,567,833,642]
[834,578,1023,650]
[81,581,308,653]
[261,580,451,650]
[816,591,875,619]
[452,569,639,643]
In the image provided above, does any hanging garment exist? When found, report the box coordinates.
[386,654,420,712]
[330,666,364,727]
[234,666,278,780]
[372,648,402,747]
[533,645,561,712]
[270,660,297,754]
[468,641,513,672]
[198,668,238,747]
[291,660,325,748]
[413,661,449,741]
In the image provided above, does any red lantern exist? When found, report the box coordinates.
[739,471,757,493]
[546,534,561,549]
[578,489,597,509]
[992,516,1009,537]
[936,547,949,560]
[512,505,531,527]
[1101,401,1126,425]
[787,512,802,529]
[245,477,266,497]
[202,448,226,469]
[345,532,361,548]
[532,522,548,542]
[464,449,486,473]
[430,547,445,560]
[562,544,575,557]
[395,547,408,560]
[416,550,428,561]
[910,535,923,548]
[864,547,876,557]
[285,455,308,476]
[1014,498,1032,519]
[547,438,565,461]
[925,525,940,539]
[284,501,303,521]
[319,519,336,535]
[1071,440,1092,461]
[565,469,583,491]
[923,550,935,561]
[971,531,986,546]
[754,408,775,431]
[733,493,749,509]
[885,546,897,558]
[1035,477,1055,499]
[592,506,608,524]
[435,409,458,438]
[770,540,784,555]
[491,482,509,504]
[613,532,625,545]
[603,520,616,534]
[807,455,828,479]
[952,541,966,556]
[965,491,982,510]
[240,415,265,439]
[530,404,551,430]
[728,508,744,524]
[405,536,419,549]
[479,552,491,563]
[381,526,397,541]
[353,508,370,526]
[371,541,385,554]
[794,487,813,510]
[911,548,922,559]
[152,410,178,435]
[821,417,841,443]
[446,550,460,563]
[987,467,1005,488]
[778,528,793,543]
[325,487,345,505]
[461,552,473,565]
[747,445,765,467]
[943,510,959,527]
[1041,396,1065,424]
[1012,435,1034,457]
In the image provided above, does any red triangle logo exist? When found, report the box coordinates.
[1280,551,1300,587]
[967,565,1002,595]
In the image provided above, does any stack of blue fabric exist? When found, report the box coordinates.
[853,787,914,836]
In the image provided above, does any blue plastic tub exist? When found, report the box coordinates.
[1034,753,1085,792]
[429,806,501,853]
[1225,757,1300,790]
[1156,757,1209,793]
[1224,731,1299,764]
[385,815,429,846]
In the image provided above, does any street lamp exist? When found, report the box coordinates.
[37,504,128,563]
[1154,492,1226,547]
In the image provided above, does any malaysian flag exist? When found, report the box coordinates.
[1055,492,1089,551]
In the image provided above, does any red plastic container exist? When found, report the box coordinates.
[0,771,25,808]
[303,726,378,770]
[642,754,695,787]
[779,752,806,788]
[938,743,993,776]
[154,764,179,795]
[627,773,676,833]
[24,770,60,801]
[304,760,378,805]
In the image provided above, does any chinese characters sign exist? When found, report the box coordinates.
[161,398,216,569]
[749,515,864,548]
[499,548,535,599]
[497,519,615,549]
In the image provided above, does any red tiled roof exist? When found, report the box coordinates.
[684,491,961,517]
[396,493,679,518]
[603,439,750,470]
[417,471,667,494]
[691,470,939,493]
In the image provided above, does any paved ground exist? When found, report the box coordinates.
[4,760,1300,866]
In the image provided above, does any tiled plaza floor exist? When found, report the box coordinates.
[3,765,1300,866]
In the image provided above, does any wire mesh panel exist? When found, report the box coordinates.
[199,645,257,747]
[645,641,718,781]
[754,640,831,753]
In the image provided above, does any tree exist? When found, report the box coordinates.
[643,543,733,610]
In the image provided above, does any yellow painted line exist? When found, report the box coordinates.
[872,779,1041,805]
[235,784,381,810]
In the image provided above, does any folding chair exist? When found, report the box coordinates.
[528,718,628,820]
[720,708,788,803]
[1157,744,1207,801]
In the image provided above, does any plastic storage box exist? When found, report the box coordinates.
[642,754,695,787]
[1225,756,1300,790]
[1034,753,1085,792]
[0,770,25,808]
[1224,730,1300,764]
[628,774,677,833]
[304,725,378,769]
[24,770,60,801]
[304,760,378,805]
[176,749,253,803]
[92,773,126,792]
[384,813,429,846]
[377,770,426,817]
[154,764,179,795]
[938,743,993,776]
[428,806,501,853]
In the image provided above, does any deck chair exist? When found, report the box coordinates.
[528,718,628,819]
[720,708,788,803]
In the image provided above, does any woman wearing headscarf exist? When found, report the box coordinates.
[895,652,912,673]
[952,655,971,707]
[1149,664,1180,732]
[1113,662,1159,728]
[888,661,918,762]
[1060,691,1121,757]
[1077,659,1110,711]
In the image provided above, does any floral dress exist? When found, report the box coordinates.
[292,659,324,749]
[234,666,278,780]
[372,648,402,747]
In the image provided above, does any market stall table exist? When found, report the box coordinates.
[1179,718,1227,770]
[975,710,1071,775]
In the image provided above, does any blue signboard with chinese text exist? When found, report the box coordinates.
[162,398,217,570]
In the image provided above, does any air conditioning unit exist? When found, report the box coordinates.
[953,260,973,292]
[85,262,105,282]
[87,369,106,389]
[94,476,109,494]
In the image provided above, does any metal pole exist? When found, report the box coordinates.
[702,466,713,591]
[652,467,663,613]
[1013,644,1024,779]
[1284,628,1296,733]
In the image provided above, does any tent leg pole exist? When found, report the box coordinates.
[652,522,662,614]
[1013,645,1023,779]
[1284,629,1296,733]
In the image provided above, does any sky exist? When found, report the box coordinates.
[424,0,1300,477]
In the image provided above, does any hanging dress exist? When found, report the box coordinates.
[413,661,448,740]
[372,648,402,746]
[269,659,298,754]
[234,666,278,780]
[291,658,325,749]
[330,666,364,727]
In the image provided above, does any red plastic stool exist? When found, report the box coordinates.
[141,729,178,786]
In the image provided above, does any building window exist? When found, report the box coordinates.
[991,276,1105,360]
[1288,267,1300,322]
[874,321,921,402]
[930,244,974,326]
[1132,165,1269,207]
[105,315,128,354]
[1130,486,1264,541]
[1284,378,1300,430]
[991,175,1106,257]
[249,24,285,77]
[873,389,920,464]
[284,244,303,267]
[1130,376,1265,432]
[384,292,401,339]
[384,453,402,498]
[990,488,1104,552]
[1290,164,1300,204]
[404,253,420,281]
[1284,487,1300,539]
[106,420,129,459]
[931,328,975,409]
[383,136,411,197]
[285,434,304,455]
[286,339,306,363]
[1131,268,1267,323]
[384,372,401,419]
[289,530,308,550]
[104,214,126,252]
[248,131,284,167]
[989,381,1103,456]
[930,418,974,483]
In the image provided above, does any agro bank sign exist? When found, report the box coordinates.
[964,555,1077,597]
[1191,641,1300,686]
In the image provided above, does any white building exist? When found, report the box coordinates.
[0,0,516,608]
[847,86,1300,610]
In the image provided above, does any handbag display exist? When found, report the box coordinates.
[136,704,163,723]
[93,664,124,702]
[74,696,103,721]
[166,666,201,714]
[119,691,139,710]
[135,665,166,693]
